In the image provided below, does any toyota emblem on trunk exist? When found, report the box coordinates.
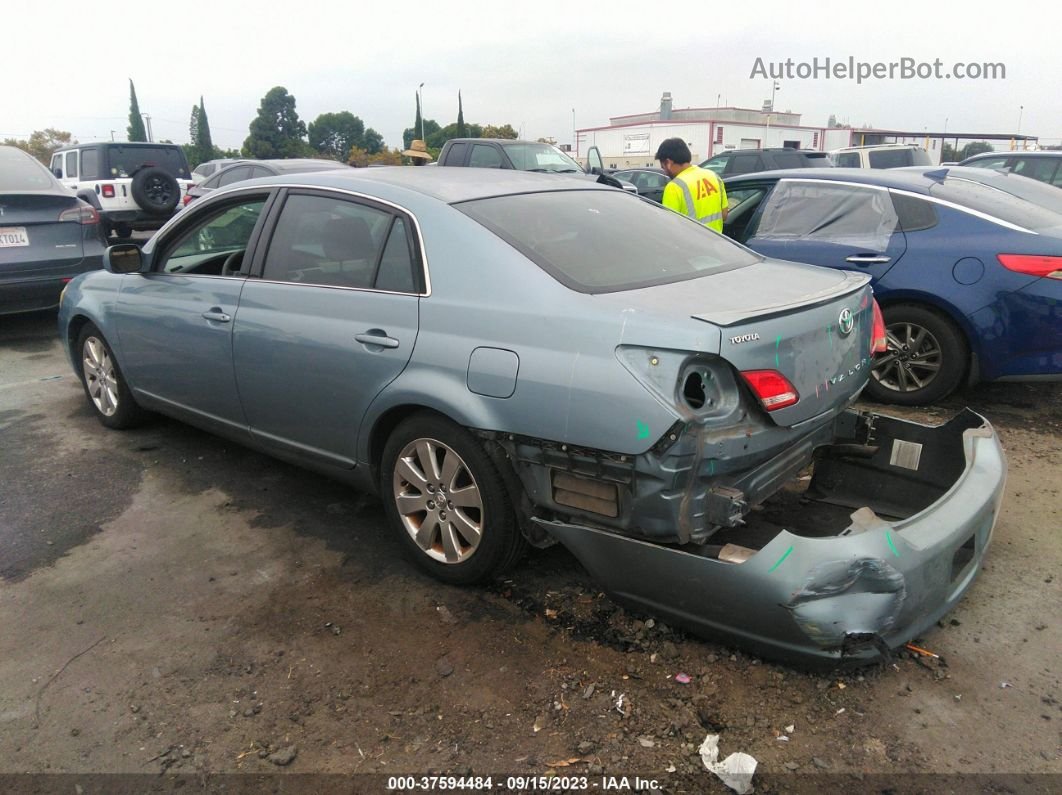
[838,308,855,336]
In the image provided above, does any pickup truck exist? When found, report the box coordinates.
[436,138,635,192]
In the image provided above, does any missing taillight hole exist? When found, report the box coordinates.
[683,371,711,410]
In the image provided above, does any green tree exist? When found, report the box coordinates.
[481,124,518,139]
[962,141,993,159]
[362,128,384,154]
[403,119,441,151]
[4,129,77,164]
[188,105,202,166]
[243,86,309,159]
[456,91,467,138]
[197,96,214,164]
[309,111,366,161]
[127,79,147,142]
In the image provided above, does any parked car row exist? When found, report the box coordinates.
[57,167,1008,666]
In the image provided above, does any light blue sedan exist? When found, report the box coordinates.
[58,168,1006,666]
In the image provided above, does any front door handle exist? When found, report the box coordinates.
[201,309,232,323]
[355,331,400,349]
[844,254,891,265]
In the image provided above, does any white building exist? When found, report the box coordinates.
[576,92,852,168]
[575,93,1037,168]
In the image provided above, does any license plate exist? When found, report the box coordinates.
[0,227,30,247]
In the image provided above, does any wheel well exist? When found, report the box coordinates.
[66,315,93,375]
[875,299,974,381]
[368,405,445,484]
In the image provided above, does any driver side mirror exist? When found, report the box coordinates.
[53,168,63,179]
[587,146,604,175]
[104,244,144,274]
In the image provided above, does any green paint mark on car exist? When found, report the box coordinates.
[768,545,794,573]
[775,335,782,368]
[886,531,901,558]
[636,421,650,440]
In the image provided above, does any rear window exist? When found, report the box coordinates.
[104,145,190,179]
[456,189,759,293]
[501,143,582,173]
[0,146,60,191]
[869,148,931,169]
[932,177,1062,231]
[772,151,806,169]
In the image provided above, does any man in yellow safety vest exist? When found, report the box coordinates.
[655,138,728,233]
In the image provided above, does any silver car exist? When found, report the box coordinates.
[57,168,1006,666]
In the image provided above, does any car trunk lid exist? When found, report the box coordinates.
[0,194,86,278]
[599,259,874,426]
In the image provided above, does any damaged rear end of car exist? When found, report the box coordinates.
[455,186,1006,667]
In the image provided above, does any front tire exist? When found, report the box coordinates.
[76,323,148,429]
[866,305,968,405]
[380,414,526,585]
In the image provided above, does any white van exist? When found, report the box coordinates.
[830,144,933,169]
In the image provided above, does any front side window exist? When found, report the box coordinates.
[835,152,861,168]
[65,151,78,179]
[501,142,582,173]
[457,189,758,293]
[262,194,396,289]
[964,156,1008,171]
[1013,158,1059,184]
[159,198,267,275]
[754,181,899,251]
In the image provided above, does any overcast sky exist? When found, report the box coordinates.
[6,0,1056,152]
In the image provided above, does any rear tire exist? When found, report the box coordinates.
[114,223,132,240]
[866,304,967,405]
[380,413,526,585]
[76,323,148,429]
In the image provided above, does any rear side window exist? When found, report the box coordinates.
[262,193,396,289]
[374,217,417,293]
[0,146,59,190]
[891,192,938,232]
[1013,158,1059,184]
[754,181,899,250]
[217,166,253,186]
[727,154,763,175]
[772,151,805,169]
[868,149,912,169]
[80,149,99,180]
[457,189,759,293]
[964,156,1008,171]
[834,152,861,168]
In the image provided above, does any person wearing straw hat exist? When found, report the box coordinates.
[402,140,433,165]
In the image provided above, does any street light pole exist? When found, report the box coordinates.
[142,113,153,142]
[572,108,575,154]
[418,83,425,141]
[770,80,780,111]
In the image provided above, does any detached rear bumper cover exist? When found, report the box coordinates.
[536,409,1006,667]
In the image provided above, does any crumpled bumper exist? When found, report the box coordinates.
[535,409,1006,668]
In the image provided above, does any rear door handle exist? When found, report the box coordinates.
[355,331,400,349]
[844,254,891,265]
[201,309,232,323]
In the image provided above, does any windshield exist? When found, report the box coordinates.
[931,176,1062,232]
[105,145,190,179]
[456,189,759,293]
[501,143,583,173]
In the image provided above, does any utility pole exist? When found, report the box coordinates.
[142,114,153,142]
[572,108,576,154]
[110,130,116,141]
[418,83,425,141]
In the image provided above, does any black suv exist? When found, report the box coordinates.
[699,147,832,177]
[50,142,193,239]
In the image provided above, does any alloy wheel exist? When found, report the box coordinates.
[82,336,119,416]
[872,322,943,393]
[392,438,484,565]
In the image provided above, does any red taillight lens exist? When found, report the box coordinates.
[871,299,887,354]
[740,370,799,411]
[997,254,1062,279]
[59,203,99,225]
[101,184,116,198]
[183,194,193,205]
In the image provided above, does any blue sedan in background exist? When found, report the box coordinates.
[723,166,1062,404]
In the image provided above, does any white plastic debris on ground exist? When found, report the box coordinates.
[698,734,757,794]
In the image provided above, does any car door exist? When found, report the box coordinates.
[232,189,421,468]
[113,191,273,432]
[744,178,907,281]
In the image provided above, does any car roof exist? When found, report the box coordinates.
[962,151,1059,160]
[724,164,1053,195]
[238,165,612,204]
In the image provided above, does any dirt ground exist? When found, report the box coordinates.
[0,309,1059,794]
